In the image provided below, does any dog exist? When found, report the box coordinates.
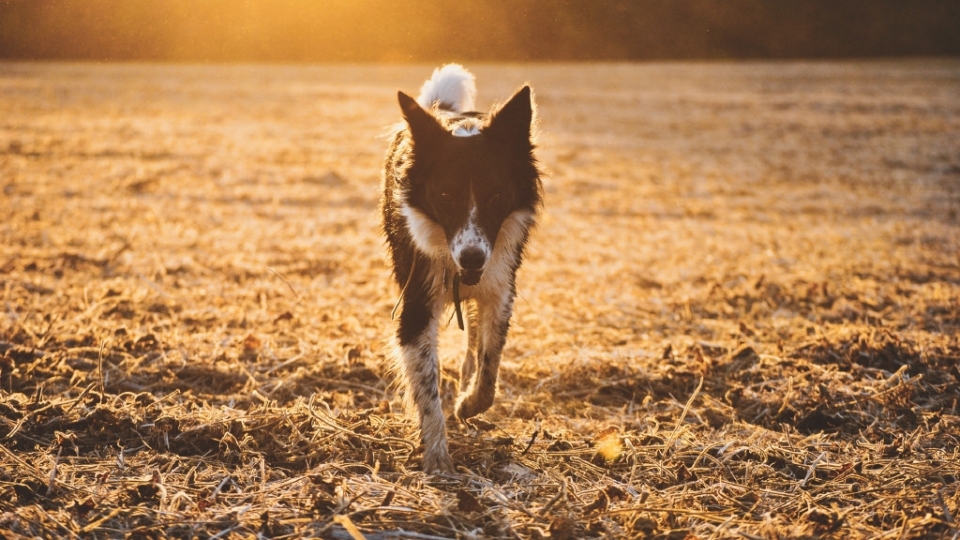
[380,65,543,473]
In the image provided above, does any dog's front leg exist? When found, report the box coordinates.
[459,300,480,388]
[455,291,514,421]
[397,289,454,474]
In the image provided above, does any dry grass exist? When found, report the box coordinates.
[1,60,959,539]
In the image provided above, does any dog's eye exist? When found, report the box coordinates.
[488,192,502,204]
[440,192,453,203]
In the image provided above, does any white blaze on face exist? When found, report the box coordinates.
[451,123,481,137]
[450,203,492,270]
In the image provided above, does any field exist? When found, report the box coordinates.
[1,60,959,539]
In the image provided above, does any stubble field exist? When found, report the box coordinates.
[1,60,959,539]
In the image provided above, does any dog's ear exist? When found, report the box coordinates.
[398,91,447,150]
[484,86,534,147]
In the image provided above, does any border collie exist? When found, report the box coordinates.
[380,65,543,473]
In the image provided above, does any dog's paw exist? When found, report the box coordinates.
[455,392,494,422]
[422,447,456,475]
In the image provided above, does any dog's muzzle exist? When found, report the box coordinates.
[458,247,486,285]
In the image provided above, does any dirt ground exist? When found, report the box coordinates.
[1,60,958,539]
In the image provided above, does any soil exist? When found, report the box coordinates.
[1,60,958,539]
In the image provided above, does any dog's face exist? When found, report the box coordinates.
[397,88,540,285]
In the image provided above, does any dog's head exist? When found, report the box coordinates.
[396,87,541,286]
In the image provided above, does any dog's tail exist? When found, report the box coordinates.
[417,64,477,113]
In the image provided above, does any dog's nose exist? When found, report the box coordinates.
[458,247,486,270]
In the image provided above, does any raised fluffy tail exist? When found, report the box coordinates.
[416,64,477,113]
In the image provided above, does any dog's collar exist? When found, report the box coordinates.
[443,267,466,332]
[452,272,465,331]
[391,257,466,332]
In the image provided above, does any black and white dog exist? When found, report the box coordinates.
[380,65,543,473]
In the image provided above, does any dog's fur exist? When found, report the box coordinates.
[380,65,543,473]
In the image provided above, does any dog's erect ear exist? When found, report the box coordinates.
[398,91,447,149]
[484,86,534,146]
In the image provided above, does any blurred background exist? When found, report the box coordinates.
[2,0,959,63]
